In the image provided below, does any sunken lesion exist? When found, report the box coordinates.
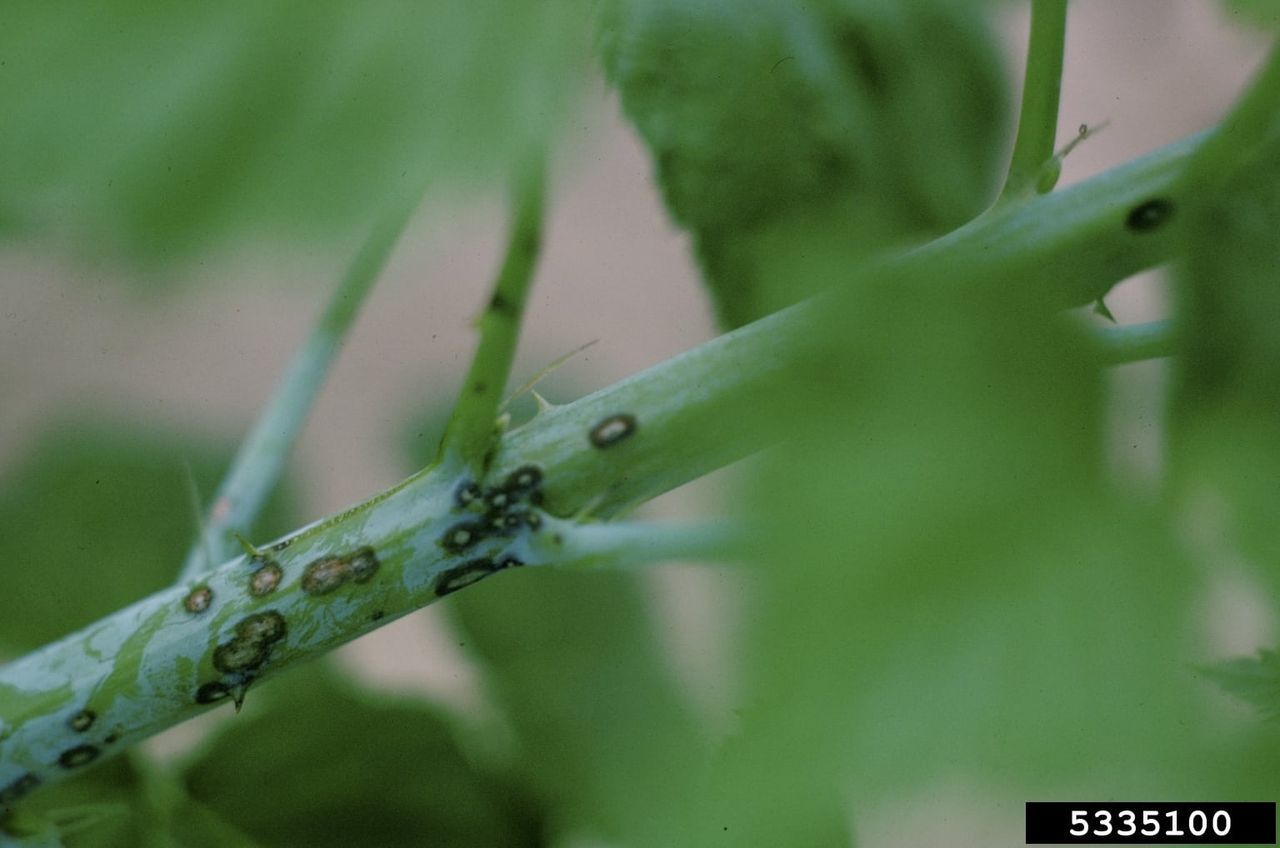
[434,464,546,597]
[1125,197,1175,233]
[440,465,547,551]
[0,772,40,805]
[66,709,95,733]
[57,745,99,770]
[589,413,638,448]
[195,681,232,705]
[182,585,214,614]
[300,546,381,596]
[248,560,284,596]
[198,610,289,709]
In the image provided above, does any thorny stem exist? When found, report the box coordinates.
[999,0,1068,203]
[177,193,421,583]
[0,130,1208,804]
[440,153,547,474]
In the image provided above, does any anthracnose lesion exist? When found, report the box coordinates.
[67,709,96,733]
[589,413,638,448]
[57,745,100,770]
[195,681,232,705]
[442,466,546,543]
[0,772,41,804]
[300,547,381,595]
[1125,197,1175,233]
[433,554,525,597]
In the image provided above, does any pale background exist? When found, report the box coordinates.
[0,2,1273,844]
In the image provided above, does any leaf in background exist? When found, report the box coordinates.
[446,567,709,845]
[598,0,1007,327]
[4,756,152,848]
[0,0,590,273]
[0,417,297,654]
[1221,1,1280,31]
[636,268,1229,844]
[179,663,545,848]
[1172,130,1280,587]
[1204,651,1280,718]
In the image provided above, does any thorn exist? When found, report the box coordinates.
[1092,298,1117,323]
[233,533,264,559]
[501,339,598,412]
[231,684,249,713]
[531,390,556,415]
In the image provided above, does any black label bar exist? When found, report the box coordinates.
[1026,802,1276,844]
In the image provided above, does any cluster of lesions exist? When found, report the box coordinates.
[435,464,550,595]
[1,706,128,807]
[193,609,289,710]
[178,540,382,708]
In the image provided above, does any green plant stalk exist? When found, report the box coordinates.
[0,130,1203,803]
[999,0,1068,202]
[1092,320,1176,365]
[177,193,421,583]
[440,154,547,472]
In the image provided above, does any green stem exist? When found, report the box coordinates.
[177,193,421,583]
[0,130,1205,803]
[1091,320,1176,365]
[558,521,743,569]
[440,153,547,473]
[999,0,1069,202]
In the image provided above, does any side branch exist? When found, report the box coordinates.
[441,154,547,472]
[999,0,1069,202]
[177,194,420,582]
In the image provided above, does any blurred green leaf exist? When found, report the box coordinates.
[1222,0,1280,30]
[641,271,1236,844]
[1205,651,1280,719]
[6,756,151,848]
[599,0,1007,327]
[0,417,297,654]
[1173,129,1280,584]
[447,567,709,845]
[0,0,589,272]
[180,663,545,848]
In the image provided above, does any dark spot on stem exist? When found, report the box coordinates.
[489,291,511,314]
[0,773,40,804]
[58,745,100,769]
[589,413,638,448]
[302,556,349,595]
[370,609,386,622]
[441,521,484,553]
[183,585,213,614]
[248,561,283,596]
[347,547,380,583]
[504,464,542,493]
[435,558,500,596]
[1126,198,1174,232]
[195,681,232,705]
[455,480,482,509]
[67,709,95,733]
[472,381,487,395]
[214,639,270,675]
[234,611,287,645]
